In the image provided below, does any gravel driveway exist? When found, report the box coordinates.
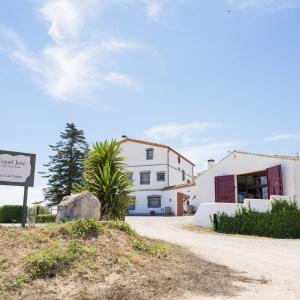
[126,216,300,300]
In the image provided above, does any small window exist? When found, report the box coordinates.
[147,196,161,208]
[157,172,166,182]
[146,148,154,160]
[140,171,150,185]
[182,170,185,181]
[128,172,133,181]
[178,156,181,164]
[128,196,136,210]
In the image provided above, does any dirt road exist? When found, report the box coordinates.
[127,216,300,300]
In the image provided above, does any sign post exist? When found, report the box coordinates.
[0,150,36,227]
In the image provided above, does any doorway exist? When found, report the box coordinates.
[237,171,268,203]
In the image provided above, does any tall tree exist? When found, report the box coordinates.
[41,123,89,206]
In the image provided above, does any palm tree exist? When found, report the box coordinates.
[81,140,133,220]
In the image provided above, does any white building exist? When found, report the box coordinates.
[194,151,300,227]
[120,137,197,216]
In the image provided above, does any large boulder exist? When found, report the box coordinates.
[56,191,101,222]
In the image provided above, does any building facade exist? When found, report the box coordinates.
[194,151,300,227]
[120,137,196,216]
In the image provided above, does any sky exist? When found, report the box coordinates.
[0,0,300,205]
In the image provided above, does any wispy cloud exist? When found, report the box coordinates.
[264,133,300,142]
[145,0,162,20]
[143,121,232,169]
[144,122,220,142]
[227,0,300,10]
[0,0,161,103]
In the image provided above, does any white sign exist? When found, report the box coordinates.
[0,154,31,183]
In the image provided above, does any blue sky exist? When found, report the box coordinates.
[0,0,300,205]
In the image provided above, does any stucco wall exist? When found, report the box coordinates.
[194,198,271,227]
[121,141,167,166]
[168,150,194,186]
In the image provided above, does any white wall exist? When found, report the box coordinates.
[121,140,167,166]
[168,150,194,186]
[195,152,300,205]
[128,165,169,190]
[128,191,163,215]
[194,199,271,227]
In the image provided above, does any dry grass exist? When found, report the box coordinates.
[0,221,264,300]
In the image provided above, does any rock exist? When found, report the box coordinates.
[56,191,101,222]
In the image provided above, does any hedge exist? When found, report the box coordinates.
[0,205,23,223]
[36,214,56,223]
[215,200,300,239]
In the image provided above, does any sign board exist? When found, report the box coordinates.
[0,150,36,187]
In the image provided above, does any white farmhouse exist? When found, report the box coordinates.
[194,151,300,227]
[120,137,197,216]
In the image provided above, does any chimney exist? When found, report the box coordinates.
[121,135,127,139]
[207,159,215,169]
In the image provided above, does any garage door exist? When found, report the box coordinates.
[267,165,283,196]
[215,175,235,203]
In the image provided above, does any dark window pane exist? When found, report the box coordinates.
[147,196,161,208]
[140,172,150,184]
[146,148,154,160]
[157,172,165,181]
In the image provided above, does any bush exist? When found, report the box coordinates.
[70,219,99,238]
[36,214,56,223]
[26,240,82,279]
[0,205,23,223]
[215,200,300,239]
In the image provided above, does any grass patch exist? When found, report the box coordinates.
[131,238,169,258]
[26,240,83,279]
[100,220,138,237]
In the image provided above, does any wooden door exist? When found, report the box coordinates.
[215,175,235,203]
[267,165,283,196]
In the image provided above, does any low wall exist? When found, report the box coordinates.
[194,199,272,228]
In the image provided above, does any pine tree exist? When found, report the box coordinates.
[41,123,89,206]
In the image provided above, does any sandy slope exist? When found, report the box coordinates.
[127,216,300,300]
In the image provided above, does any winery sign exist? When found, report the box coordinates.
[0,150,36,186]
[0,150,36,227]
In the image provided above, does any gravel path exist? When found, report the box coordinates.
[126,216,300,300]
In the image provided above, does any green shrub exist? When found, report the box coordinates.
[27,249,70,279]
[36,214,56,223]
[58,219,100,238]
[0,205,23,223]
[26,240,82,279]
[216,200,300,239]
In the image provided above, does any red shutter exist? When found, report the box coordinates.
[267,165,283,196]
[215,175,235,203]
